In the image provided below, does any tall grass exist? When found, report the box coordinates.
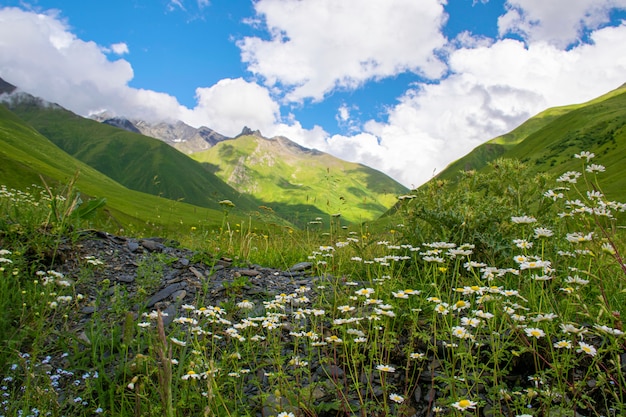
[0,153,624,416]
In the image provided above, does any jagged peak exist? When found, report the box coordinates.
[0,76,17,95]
[238,126,263,137]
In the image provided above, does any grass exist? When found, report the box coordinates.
[0,153,625,416]
[191,134,407,226]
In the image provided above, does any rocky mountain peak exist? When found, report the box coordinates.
[0,77,17,95]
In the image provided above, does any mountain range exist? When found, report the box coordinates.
[1,75,625,233]
[0,77,407,230]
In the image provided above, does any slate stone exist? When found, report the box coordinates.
[140,239,164,252]
[289,261,312,272]
[127,241,140,252]
[117,274,135,283]
[238,269,260,277]
[146,282,187,307]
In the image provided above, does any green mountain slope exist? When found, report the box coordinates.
[436,83,626,186]
[0,103,231,232]
[192,134,408,225]
[4,94,256,212]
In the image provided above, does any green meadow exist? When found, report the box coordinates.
[0,84,626,416]
[1,153,625,416]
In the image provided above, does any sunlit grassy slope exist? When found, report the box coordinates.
[437,84,626,188]
[433,83,626,200]
[191,134,408,226]
[5,94,257,213]
[0,104,248,234]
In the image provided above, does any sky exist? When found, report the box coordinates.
[0,0,625,188]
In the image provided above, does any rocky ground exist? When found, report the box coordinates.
[46,231,432,416]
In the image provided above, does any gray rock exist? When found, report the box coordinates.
[127,241,140,252]
[289,262,313,272]
[140,239,164,252]
[116,274,135,283]
[146,282,187,307]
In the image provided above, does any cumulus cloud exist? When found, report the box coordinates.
[0,7,279,134]
[499,0,626,47]
[319,23,626,187]
[180,78,280,137]
[2,3,626,191]
[238,0,448,102]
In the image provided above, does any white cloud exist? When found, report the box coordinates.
[0,7,280,135]
[110,42,129,55]
[315,23,626,188]
[180,78,280,137]
[2,3,626,192]
[499,0,626,47]
[238,0,448,102]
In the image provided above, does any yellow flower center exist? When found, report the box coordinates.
[458,399,471,408]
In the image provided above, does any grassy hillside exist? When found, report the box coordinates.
[192,134,408,225]
[0,104,247,234]
[436,83,626,186]
[4,95,257,213]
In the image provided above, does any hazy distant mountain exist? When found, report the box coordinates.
[90,112,227,154]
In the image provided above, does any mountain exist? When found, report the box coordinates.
[0,77,406,227]
[90,112,227,154]
[192,133,409,225]
[431,82,626,199]
[2,90,256,213]
[0,102,235,233]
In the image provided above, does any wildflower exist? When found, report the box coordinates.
[513,239,533,249]
[577,341,597,356]
[511,215,536,224]
[325,335,343,344]
[376,364,396,373]
[423,255,445,263]
[353,288,374,298]
[474,310,494,319]
[560,323,587,335]
[237,299,254,309]
[451,398,477,411]
[532,313,557,322]
[337,305,355,313]
[544,189,564,200]
[181,370,202,380]
[534,227,553,238]
[566,232,593,243]
[410,352,426,360]
[574,151,594,161]
[452,326,473,339]
[461,317,481,327]
[519,259,551,270]
[586,164,605,173]
[556,171,581,183]
[277,413,295,417]
[170,337,187,347]
[524,328,545,339]
[564,275,589,285]
[599,242,616,255]
[393,291,408,299]
[553,340,572,349]
[434,303,449,315]
[594,324,624,336]
[461,261,485,273]
[389,393,404,403]
[452,300,470,311]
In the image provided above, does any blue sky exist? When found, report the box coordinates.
[1,0,625,187]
